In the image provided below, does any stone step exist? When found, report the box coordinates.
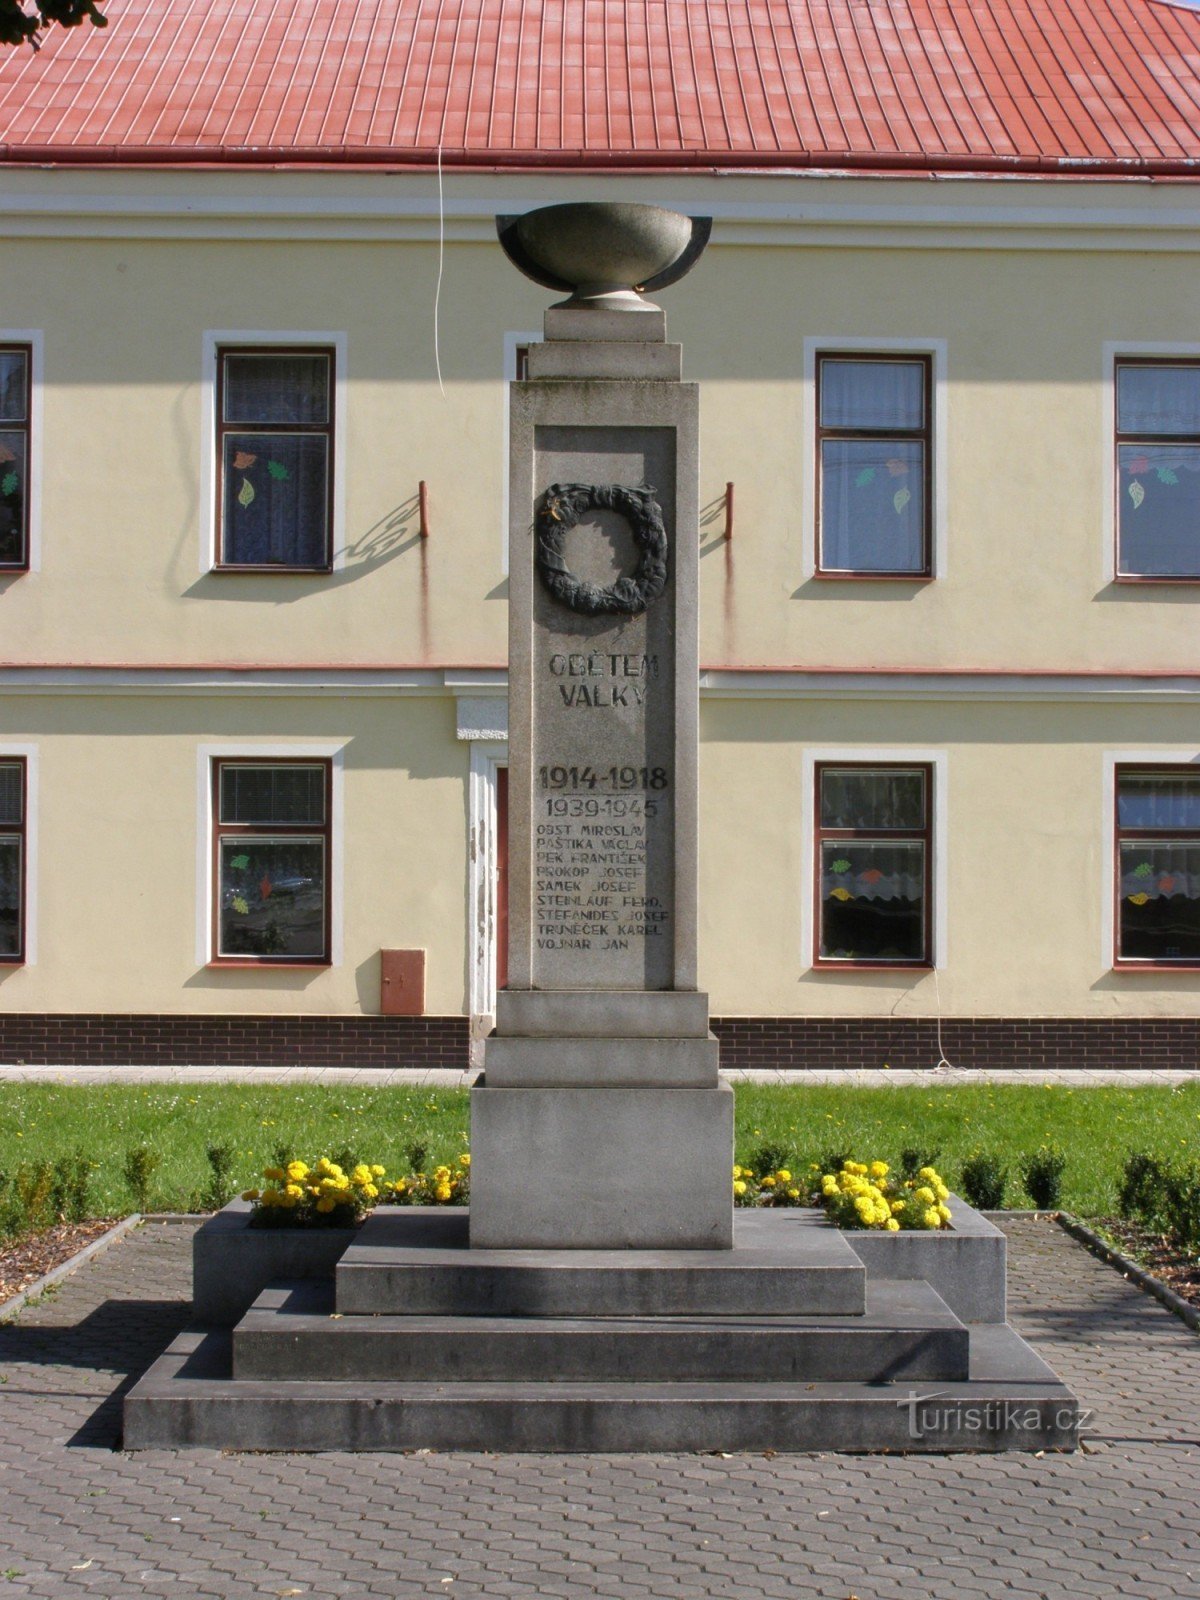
[335,1210,867,1317]
[124,1323,1079,1454]
[233,1278,970,1384]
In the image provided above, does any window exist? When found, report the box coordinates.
[215,347,334,569]
[815,764,931,966]
[212,759,331,962]
[816,354,932,576]
[0,346,31,570]
[1116,360,1200,579]
[0,759,25,962]
[1115,766,1200,965]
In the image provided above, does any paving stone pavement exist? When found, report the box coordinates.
[1,1217,1198,1599]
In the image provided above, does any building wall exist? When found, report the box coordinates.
[1,167,1199,1060]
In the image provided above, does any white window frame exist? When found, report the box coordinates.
[0,330,43,574]
[801,336,948,582]
[200,331,348,574]
[0,743,37,966]
[195,741,345,967]
[1103,748,1200,970]
[1102,341,1200,584]
[800,746,948,971]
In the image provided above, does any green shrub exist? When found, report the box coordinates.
[405,1142,429,1174]
[747,1143,793,1180]
[900,1146,942,1181]
[816,1146,853,1177]
[122,1145,161,1213]
[1160,1162,1200,1252]
[201,1143,237,1212]
[1021,1146,1067,1210]
[50,1151,93,1223]
[959,1152,1008,1210]
[1118,1152,1165,1226]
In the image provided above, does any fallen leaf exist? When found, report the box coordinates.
[275,1590,304,1597]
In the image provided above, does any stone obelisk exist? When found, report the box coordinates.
[470,203,732,1249]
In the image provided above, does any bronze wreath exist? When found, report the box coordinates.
[535,482,669,616]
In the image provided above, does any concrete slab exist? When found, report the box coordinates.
[233,1276,969,1384]
[335,1208,866,1316]
[123,1324,1077,1454]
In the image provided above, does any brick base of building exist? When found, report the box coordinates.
[710,1016,1200,1072]
[0,1013,1196,1071]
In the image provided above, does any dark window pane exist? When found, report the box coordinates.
[0,431,26,565]
[821,769,925,830]
[223,354,329,424]
[820,841,925,962]
[820,439,924,571]
[219,837,325,958]
[0,352,27,423]
[1117,365,1200,437]
[220,765,325,825]
[820,360,925,430]
[0,836,20,957]
[1118,772,1200,830]
[0,764,22,825]
[222,433,328,566]
[1119,842,1200,961]
[1118,443,1200,577]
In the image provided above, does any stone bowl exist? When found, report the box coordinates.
[496,202,711,308]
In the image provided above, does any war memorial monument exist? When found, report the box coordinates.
[125,203,1079,1452]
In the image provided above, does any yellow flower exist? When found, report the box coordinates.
[733,1180,747,1196]
[821,1176,838,1197]
[284,1182,303,1199]
[315,1196,336,1214]
[732,1165,743,1179]
[241,1189,260,1203]
[934,1180,950,1201]
[891,1199,906,1214]
[362,1183,379,1201]
[777,1169,792,1183]
[885,1218,900,1232]
[459,1153,471,1169]
[913,1186,936,1206]
[371,1164,386,1177]
[286,1160,309,1181]
[937,1203,952,1223]
[762,1175,776,1188]
[787,1188,800,1200]
[435,1184,452,1202]
[923,1207,940,1229]
[918,1167,939,1183]
[263,1166,285,1183]
[869,1161,889,1179]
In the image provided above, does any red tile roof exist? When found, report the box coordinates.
[1,0,1199,176]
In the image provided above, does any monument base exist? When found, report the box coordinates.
[469,1078,734,1249]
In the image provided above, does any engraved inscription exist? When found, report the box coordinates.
[529,429,675,989]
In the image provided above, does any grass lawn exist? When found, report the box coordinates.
[0,1080,1196,1219]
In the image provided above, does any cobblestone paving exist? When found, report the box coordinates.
[0,1218,1198,1599]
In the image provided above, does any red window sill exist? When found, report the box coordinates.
[812,961,934,973]
[1113,574,1200,586]
[206,959,332,970]
[811,570,933,584]
[1111,962,1200,974]
[211,565,333,576]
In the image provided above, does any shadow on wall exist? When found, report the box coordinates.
[182,494,423,606]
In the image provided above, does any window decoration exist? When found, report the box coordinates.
[1116,360,1200,578]
[0,346,31,570]
[1116,767,1200,964]
[816,355,932,577]
[213,760,331,962]
[0,759,25,962]
[815,765,931,965]
[216,349,334,570]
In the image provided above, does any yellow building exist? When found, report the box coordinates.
[0,0,1199,1069]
